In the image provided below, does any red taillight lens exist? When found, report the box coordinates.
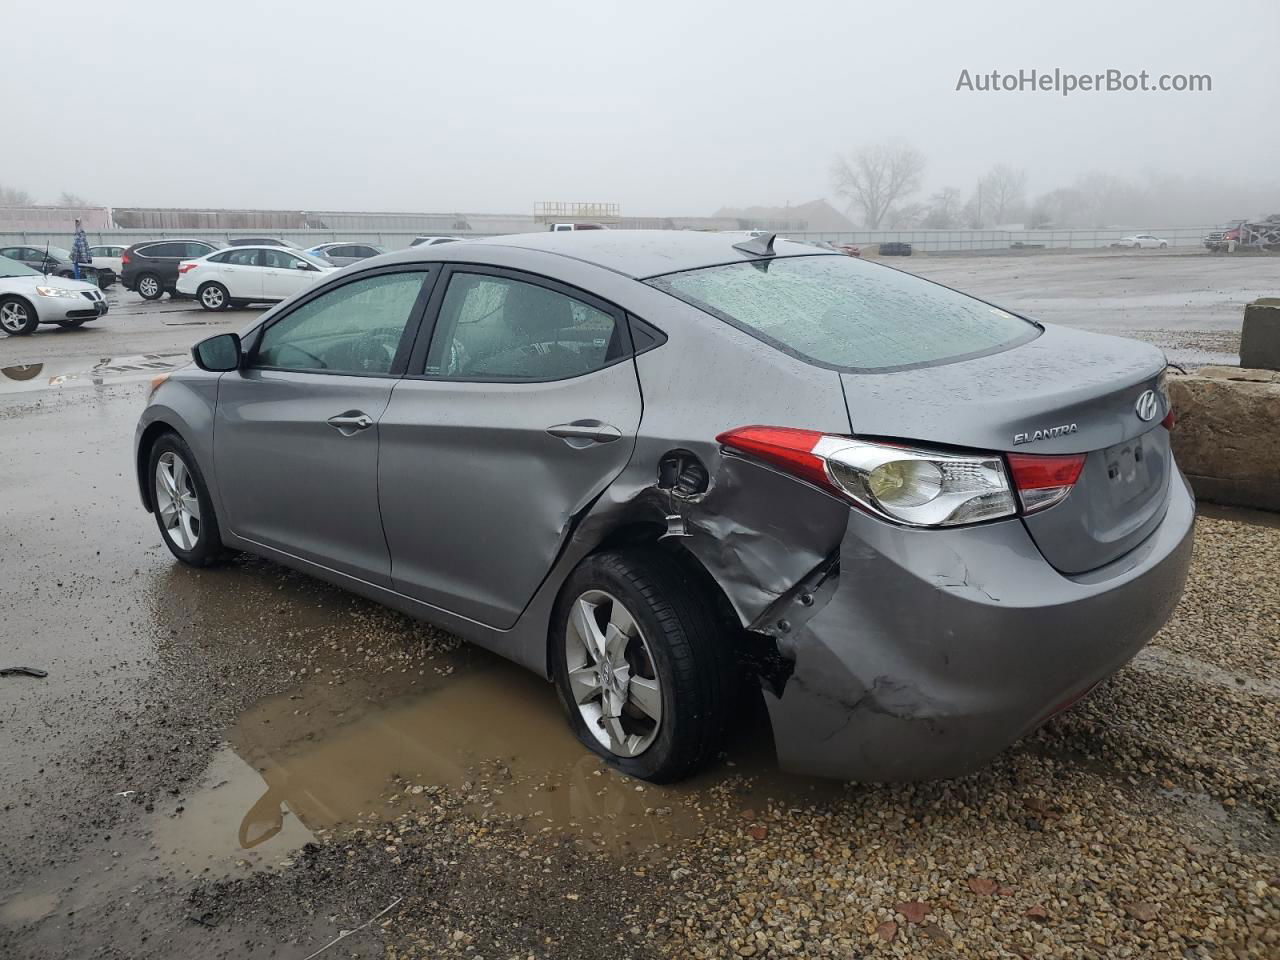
[121,251,130,264]
[178,261,198,274]
[1007,453,1086,514]
[714,426,832,491]
[1161,408,1176,430]
[717,426,1018,527]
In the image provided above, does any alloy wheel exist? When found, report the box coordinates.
[0,301,30,333]
[563,589,663,758]
[139,276,159,298]
[201,285,224,309]
[155,451,201,550]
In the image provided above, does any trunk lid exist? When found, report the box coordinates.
[840,323,1172,573]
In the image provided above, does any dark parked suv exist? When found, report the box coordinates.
[121,239,223,300]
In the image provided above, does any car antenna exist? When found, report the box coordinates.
[732,232,776,257]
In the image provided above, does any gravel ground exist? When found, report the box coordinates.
[130,514,1278,960]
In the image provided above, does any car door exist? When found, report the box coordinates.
[378,266,643,628]
[211,247,265,299]
[213,266,437,585]
[261,248,322,299]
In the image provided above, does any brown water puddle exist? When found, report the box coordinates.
[163,657,836,872]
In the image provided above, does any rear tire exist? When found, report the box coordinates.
[137,273,163,300]
[148,432,227,567]
[0,296,38,335]
[551,548,733,783]
[198,282,230,311]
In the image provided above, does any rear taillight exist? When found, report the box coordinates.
[717,426,1017,528]
[1161,409,1176,430]
[178,261,198,274]
[121,251,130,265]
[1007,453,1086,514]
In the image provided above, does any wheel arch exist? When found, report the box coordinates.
[544,520,749,681]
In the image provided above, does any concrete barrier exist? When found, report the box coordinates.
[1168,366,1280,512]
[1240,298,1280,371]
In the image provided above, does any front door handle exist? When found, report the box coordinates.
[327,411,374,436]
[546,420,622,444]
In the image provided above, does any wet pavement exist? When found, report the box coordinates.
[2,252,1277,958]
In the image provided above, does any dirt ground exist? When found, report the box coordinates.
[1,250,1277,958]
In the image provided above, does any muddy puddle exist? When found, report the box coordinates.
[162,657,834,874]
[0,353,188,394]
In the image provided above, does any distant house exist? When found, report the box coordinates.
[712,199,856,233]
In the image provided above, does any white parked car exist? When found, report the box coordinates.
[0,255,109,335]
[176,246,337,311]
[1112,234,1168,249]
[89,244,127,282]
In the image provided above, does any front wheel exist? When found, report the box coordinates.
[1159,242,1168,249]
[198,282,229,311]
[137,273,163,300]
[0,297,39,335]
[148,433,227,567]
[551,548,733,783]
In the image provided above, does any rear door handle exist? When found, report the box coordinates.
[546,421,622,444]
[327,411,374,435]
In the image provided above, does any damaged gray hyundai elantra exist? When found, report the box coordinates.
[135,230,1194,783]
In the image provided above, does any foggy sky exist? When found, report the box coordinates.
[8,0,1278,217]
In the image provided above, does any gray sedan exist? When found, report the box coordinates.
[134,231,1193,783]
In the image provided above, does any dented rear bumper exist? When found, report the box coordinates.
[762,472,1195,782]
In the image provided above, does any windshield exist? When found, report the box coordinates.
[45,245,72,260]
[0,255,41,278]
[647,254,1039,372]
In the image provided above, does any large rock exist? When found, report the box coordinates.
[1168,366,1280,511]
[1240,298,1280,371]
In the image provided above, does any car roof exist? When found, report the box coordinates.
[391,230,833,279]
[210,245,333,263]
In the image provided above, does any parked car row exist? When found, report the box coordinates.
[0,245,104,287]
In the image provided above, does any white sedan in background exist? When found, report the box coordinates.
[176,246,337,311]
[1112,234,1169,249]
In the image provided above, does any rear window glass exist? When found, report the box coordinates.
[647,255,1038,372]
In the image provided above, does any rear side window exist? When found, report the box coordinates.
[139,242,180,258]
[211,249,260,266]
[254,271,428,375]
[648,255,1038,372]
[424,273,622,380]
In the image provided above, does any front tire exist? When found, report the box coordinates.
[137,273,163,300]
[0,296,38,335]
[198,282,230,311]
[148,433,227,567]
[551,548,732,783]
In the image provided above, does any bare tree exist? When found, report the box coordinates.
[922,187,963,229]
[974,164,1028,226]
[58,191,94,207]
[831,141,925,229]
[0,185,33,206]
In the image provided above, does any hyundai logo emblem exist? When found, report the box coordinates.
[1135,389,1160,422]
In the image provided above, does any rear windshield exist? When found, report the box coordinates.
[647,255,1038,372]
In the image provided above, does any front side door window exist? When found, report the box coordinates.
[255,271,428,375]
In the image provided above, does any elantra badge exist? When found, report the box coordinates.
[1135,389,1159,422]
[1013,423,1078,445]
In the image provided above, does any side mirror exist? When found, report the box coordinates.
[192,332,242,372]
